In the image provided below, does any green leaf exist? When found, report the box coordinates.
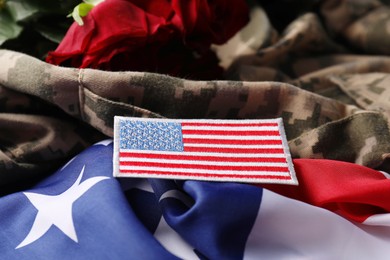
[69,0,105,26]
[21,0,76,15]
[0,8,23,46]
[5,0,39,22]
[70,5,83,26]
[78,3,94,17]
[34,22,68,44]
[69,3,93,26]
[84,0,105,6]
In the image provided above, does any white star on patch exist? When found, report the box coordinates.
[16,166,109,249]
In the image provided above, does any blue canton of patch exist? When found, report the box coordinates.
[119,120,184,151]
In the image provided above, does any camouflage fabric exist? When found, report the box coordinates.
[1,0,390,192]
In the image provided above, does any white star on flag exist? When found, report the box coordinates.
[16,166,109,249]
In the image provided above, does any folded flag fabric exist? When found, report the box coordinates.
[3,141,390,259]
[263,159,390,224]
[1,141,176,260]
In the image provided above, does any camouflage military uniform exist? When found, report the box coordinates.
[0,0,390,193]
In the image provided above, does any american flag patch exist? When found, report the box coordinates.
[113,117,297,184]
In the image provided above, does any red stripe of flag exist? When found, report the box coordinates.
[182,130,280,136]
[181,122,279,127]
[183,139,282,145]
[120,161,290,172]
[119,152,287,163]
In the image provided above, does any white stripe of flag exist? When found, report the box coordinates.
[113,117,297,184]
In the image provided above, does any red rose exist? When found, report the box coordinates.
[172,0,250,52]
[46,0,249,79]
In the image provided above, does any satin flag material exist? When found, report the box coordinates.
[1,141,390,259]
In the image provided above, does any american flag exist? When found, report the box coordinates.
[5,142,390,259]
[113,117,297,184]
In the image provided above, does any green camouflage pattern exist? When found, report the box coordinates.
[1,0,390,191]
